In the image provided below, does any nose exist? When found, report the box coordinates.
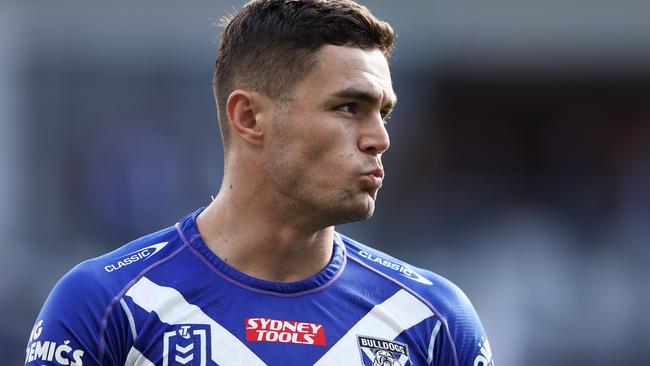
[358,114,390,155]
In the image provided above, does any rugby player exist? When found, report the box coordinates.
[24,1,494,365]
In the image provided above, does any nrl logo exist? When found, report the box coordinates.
[162,324,210,366]
[357,335,410,366]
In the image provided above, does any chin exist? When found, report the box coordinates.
[340,198,376,224]
[316,190,378,226]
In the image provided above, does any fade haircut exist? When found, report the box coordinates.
[213,0,396,149]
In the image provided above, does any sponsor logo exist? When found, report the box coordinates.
[473,337,494,366]
[358,251,433,285]
[25,320,85,366]
[245,317,326,346]
[104,242,168,272]
[357,335,410,366]
[163,324,210,366]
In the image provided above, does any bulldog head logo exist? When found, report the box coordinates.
[372,349,402,366]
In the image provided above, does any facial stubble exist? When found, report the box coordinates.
[264,108,377,229]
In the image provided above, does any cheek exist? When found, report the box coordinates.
[309,131,357,170]
[297,124,351,160]
[273,111,359,175]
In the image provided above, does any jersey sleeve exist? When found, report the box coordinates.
[426,272,494,366]
[24,261,132,366]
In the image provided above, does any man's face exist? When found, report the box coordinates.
[264,45,396,227]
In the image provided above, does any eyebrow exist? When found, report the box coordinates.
[333,87,398,111]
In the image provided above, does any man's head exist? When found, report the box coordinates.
[214,0,397,227]
[213,0,396,150]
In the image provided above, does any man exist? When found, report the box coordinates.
[25,1,494,365]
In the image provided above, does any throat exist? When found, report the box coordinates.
[220,231,335,283]
[196,203,336,283]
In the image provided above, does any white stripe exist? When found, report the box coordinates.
[398,353,410,365]
[119,298,138,341]
[124,347,156,366]
[126,276,266,366]
[426,320,442,364]
[314,289,434,365]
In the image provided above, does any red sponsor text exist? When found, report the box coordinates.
[245,317,327,346]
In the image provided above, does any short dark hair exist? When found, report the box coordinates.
[213,0,396,149]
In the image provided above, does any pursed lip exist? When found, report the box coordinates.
[361,168,384,187]
[367,168,384,179]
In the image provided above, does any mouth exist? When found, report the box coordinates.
[361,168,384,188]
[368,168,384,180]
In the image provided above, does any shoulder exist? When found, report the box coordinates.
[339,232,494,366]
[26,225,185,365]
[57,224,183,298]
[89,224,183,282]
[342,232,469,314]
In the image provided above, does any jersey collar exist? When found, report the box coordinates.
[176,208,347,296]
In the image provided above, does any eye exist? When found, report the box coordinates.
[336,103,357,114]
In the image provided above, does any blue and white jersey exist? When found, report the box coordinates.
[25,209,494,366]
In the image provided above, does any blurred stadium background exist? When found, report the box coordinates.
[1,0,649,364]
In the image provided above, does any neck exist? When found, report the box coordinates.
[196,177,335,283]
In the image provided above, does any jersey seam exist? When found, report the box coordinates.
[346,254,460,366]
[97,228,190,363]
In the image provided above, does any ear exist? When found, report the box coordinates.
[226,90,272,147]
